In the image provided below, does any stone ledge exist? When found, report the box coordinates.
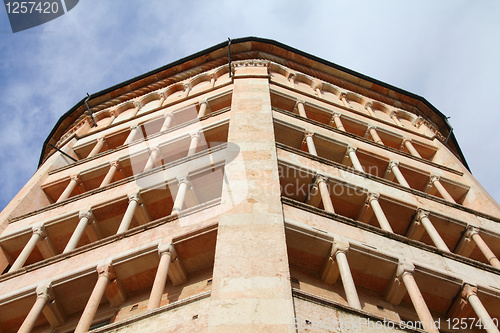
[292,288,426,333]
[273,107,462,176]
[269,82,434,142]
[91,291,211,333]
[281,197,500,276]
[0,199,221,283]
[276,144,499,223]
[49,107,231,175]
[10,144,228,224]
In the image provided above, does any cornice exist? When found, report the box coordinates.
[39,37,467,170]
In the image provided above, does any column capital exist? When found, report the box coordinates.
[366,192,380,202]
[159,91,168,100]
[416,209,430,221]
[109,160,121,169]
[396,261,415,279]
[96,263,115,279]
[340,92,348,99]
[183,82,191,91]
[304,130,314,138]
[412,116,425,127]
[429,175,440,183]
[109,108,118,117]
[286,72,296,81]
[158,242,178,260]
[332,112,342,118]
[177,176,190,185]
[311,81,323,90]
[401,136,412,144]
[331,240,350,257]
[346,145,357,154]
[198,99,208,106]
[36,282,55,301]
[465,225,480,238]
[364,101,373,109]
[70,174,80,182]
[314,174,329,186]
[133,101,143,109]
[295,99,306,106]
[364,125,377,138]
[32,225,46,237]
[388,160,399,169]
[79,209,94,221]
[130,124,138,130]
[128,192,141,203]
[164,111,174,119]
[461,283,478,299]
[190,131,201,139]
[149,146,160,154]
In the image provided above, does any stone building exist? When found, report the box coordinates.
[0,37,499,332]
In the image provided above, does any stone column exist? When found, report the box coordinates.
[388,161,410,188]
[10,226,45,271]
[197,100,209,118]
[398,264,439,333]
[364,102,376,117]
[183,82,192,97]
[209,73,215,87]
[160,112,174,132]
[125,125,139,144]
[117,193,140,234]
[332,241,361,310]
[390,111,403,126]
[132,101,143,117]
[100,161,120,188]
[57,175,80,203]
[287,72,296,88]
[172,177,189,214]
[187,131,201,156]
[313,82,323,98]
[18,283,54,333]
[157,91,167,107]
[402,137,422,158]
[366,192,393,233]
[105,110,117,127]
[365,125,384,145]
[428,176,456,203]
[340,93,349,108]
[295,100,307,118]
[143,147,160,172]
[462,284,499,333]
[416,209,449,252]
[467,227,500,269]
[64,210,93,253]
[147,243,176,310]
[330,112,346,131]
[87,137,105,158]
[74,265,113,333]
[315,175,335,213]
[303,131,317,156]
[345,146,364,172]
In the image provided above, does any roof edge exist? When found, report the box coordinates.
[39,37,469,171]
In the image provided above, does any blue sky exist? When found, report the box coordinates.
[0,0,499,212]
